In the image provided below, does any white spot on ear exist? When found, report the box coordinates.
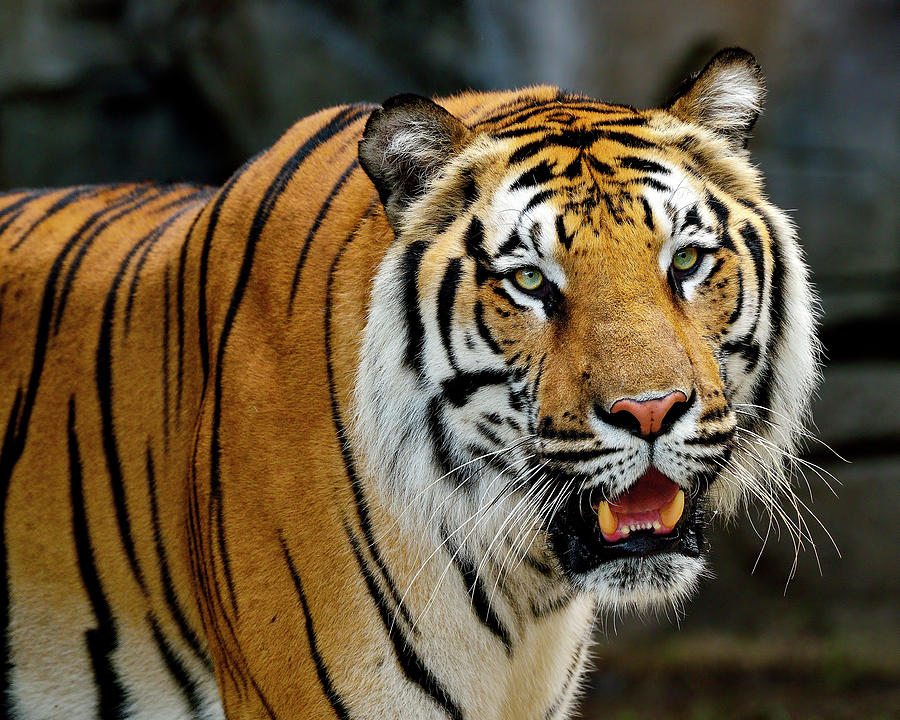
[694,65,764,136]
[666,48,765,145]
[384,120,456,169]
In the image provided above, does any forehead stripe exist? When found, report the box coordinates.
[508,128,655,165]
[618,156,670,175]
[497,229,525,256]
[555,215,574,250]
[510,160,555,191]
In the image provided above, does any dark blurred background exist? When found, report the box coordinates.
[1,1,897,718]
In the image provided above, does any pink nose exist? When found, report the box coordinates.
[609,391,689,439]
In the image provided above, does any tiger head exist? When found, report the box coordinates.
[355,49,819,611]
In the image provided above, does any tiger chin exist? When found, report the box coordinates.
[0,49,818,719]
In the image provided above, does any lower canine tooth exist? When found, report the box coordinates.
[660,489,686,528]
[597,501,618,535]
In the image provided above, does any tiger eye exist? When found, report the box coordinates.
[672,247,700,272]
[513,268,544,292]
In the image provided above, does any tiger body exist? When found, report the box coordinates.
[0,50,818,720]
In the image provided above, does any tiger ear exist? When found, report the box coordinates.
[664,48,765,148]
[359,94,471,228]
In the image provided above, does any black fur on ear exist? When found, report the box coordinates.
[664,48,765,148]
[359,94,471,228]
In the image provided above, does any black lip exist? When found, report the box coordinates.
[548,481,711,576]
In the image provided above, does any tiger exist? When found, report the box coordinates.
[0,47,819,719]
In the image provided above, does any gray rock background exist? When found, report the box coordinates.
[1,1,897,717]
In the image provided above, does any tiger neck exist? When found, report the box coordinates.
[352,471,596,718]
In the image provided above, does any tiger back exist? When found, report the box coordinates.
[0,49,818,720]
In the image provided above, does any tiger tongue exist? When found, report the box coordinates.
[610,468,680,514]
[596,468,684,541]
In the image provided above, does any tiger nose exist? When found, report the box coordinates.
[606,391,691,440]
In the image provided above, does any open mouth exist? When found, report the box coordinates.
[549,467,708,576]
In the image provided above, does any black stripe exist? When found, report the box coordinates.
[288,159,359,314]
[722,337,761,371]
[640,196,654,231]
[209,106,369,617]
[0,387,22,713]
[427,396,456,478]
[445,535,513,654]
[125,197,203,332]
[706,193,730,234]
[279,534,353,720]
[198,156,259,383]
[502,104,640,127]
[437,258,463,371]
[345,523,464,720]
[175,234,189,418]
[162,266,172,452]
[441,369,510,407]
[147,613,205,719]
[508,128,654,165]
[638,177,671,193]
[0,191,43,236]
[491,284,528,311]
[618,156,669,174]
[540,446,619,463]
[529,590,573,618]
[96,224,159,591]
[463,216,490,266]
[523,189,554,213]
[145,443,211,670]
[510,160,555,191]
[54,185,161,332]
[745,202,786,427]
[8,185,100,251]
[493,115,647,140]
[474,421,504,448]
[555,215,573,250]
[496,229,525,256]
[67,397,130,720]
[585,155,614,178]
[402,240,429,375]
[523,553,555,578]
[0,208,23,237]
[739,221,766,298]
[0,191,42,223]
[473,300,502,354]
[474,97,560,127]
[684,429,735,446]
[703,256,725,284]
[726,267,745,326]
[681,205,702,232]
[459,168,478,209]
[699,406,728,423]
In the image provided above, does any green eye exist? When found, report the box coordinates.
[513,268,544,292]
[672,247,700,273]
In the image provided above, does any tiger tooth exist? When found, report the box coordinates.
[660,489,685,528]
[597,501,618,535]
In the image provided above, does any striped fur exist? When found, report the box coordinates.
[0,49,818,719]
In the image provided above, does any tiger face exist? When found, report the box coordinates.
[356,50,818,611]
